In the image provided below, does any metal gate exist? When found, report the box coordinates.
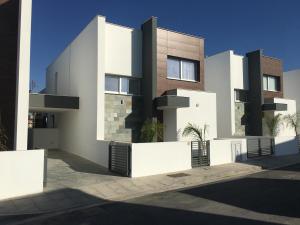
[109,142,131,177]
[191,141,210,168]
[247,137,274,158]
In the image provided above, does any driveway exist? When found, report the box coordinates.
[16,163,300,225]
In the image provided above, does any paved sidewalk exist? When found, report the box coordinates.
[0,152,300,216]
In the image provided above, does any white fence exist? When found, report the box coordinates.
[0,150,45,200]
[131,142,191,178]
[209,138,247,166]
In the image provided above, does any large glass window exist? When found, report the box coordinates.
[182,60,196,81]
[263,75,280,92]
[105,75,141,95]
[167,57,197,81]
[167,58,180,79]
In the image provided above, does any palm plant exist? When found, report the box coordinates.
[182,123,208,142]
[284,112,300,135]
[0,113,8,151]
[263,113,282,137]
[140,119,163,142]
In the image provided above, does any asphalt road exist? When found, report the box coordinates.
[6,164,300,225]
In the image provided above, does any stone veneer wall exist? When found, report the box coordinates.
[234,102,247,136]
[105,94,143,143]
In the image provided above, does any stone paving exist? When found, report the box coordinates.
[1,149,300,216]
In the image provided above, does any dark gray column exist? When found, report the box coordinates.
[0,0,20,149]
[246,50,264,136]
[141,17,157,120]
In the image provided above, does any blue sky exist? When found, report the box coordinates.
[30,0,300,91]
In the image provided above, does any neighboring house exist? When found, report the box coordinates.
[205,50,296,138]
[29,16,217,167]
[283,69,300,111]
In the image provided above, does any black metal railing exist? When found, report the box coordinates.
[191,141,210,168]
[109,142,131,177]
[247,137,274,158]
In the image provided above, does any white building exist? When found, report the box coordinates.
[29,16,217,168]
[205,50,296,138]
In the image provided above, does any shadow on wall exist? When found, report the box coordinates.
[124,96,144,143]
[0,187,281,225]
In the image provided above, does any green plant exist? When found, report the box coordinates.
[263,113,282,137]
[284,112,300,135]
[0,113,8,151]
[182,123,208,142]
[140,119,163,142]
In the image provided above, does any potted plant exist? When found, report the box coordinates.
[182,123,208,142]
[263,113,282,137]
[140,119,163,142]
[284,112,300,135]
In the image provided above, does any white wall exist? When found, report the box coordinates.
[175,89,217,141]
[283,70,300,111]
[31,128,59,149]
[105,23,142,77]
[205,51,249,138]
[46,16,110,167]
[131,142,191,177]
[205,51,232,138]
[0,150,44,200]
[273,98,297,137]
[14,0,32,150]
[274,136,298,156]
[209,138,247,166]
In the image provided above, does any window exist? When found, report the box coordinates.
[105,76,119,92]
[167,57,198,81]
[105,75,141,95]
[263,75,280,92]
[167,58,180,79]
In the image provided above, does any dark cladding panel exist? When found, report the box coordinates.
[0,0,20,149]
[246,50,263,136]
[141,17,157,119]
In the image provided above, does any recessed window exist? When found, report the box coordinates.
[263,75,280,92]
[167,57,198,82]
[105,75,141,95]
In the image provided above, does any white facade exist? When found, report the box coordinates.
[14,0,32,150]
[45,16,143,167]
[0,150,44,200]
[205,50,248,138]
[283,69,300,111]
[272,98,297,137]
[164,89,217,141]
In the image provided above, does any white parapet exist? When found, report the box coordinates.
[209,138,247,166]
[0,149,45,200]
[131,142,191,178]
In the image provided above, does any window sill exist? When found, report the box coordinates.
[166,77,199,83]
[105,92,142,97]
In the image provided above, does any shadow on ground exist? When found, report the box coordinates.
[47,149,117,176]
[0,188,281,225]
[181,174,300,218]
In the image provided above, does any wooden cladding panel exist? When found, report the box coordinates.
[261,56,283,98]
[156,28,204,96]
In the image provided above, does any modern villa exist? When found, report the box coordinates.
[28,16,217,167]
[1,2,300,200]
[205,50,296,138]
